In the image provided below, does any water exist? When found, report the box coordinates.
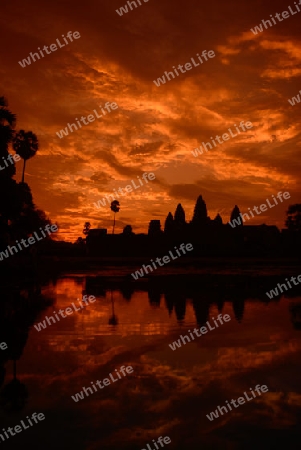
[1,273,301,449]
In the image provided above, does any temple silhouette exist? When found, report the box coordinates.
[84,195,301,257]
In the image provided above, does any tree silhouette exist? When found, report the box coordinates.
[0,96,16,177]
[285,204,301,232]
[0,98,17,235]
[110,200,120,234]
[83,222,91,236]
[10,186,51,239]
[0,97,51,250]
[13,130,38,183]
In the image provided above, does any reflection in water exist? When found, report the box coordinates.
[0,274,301,449]
[109,290,118,326]
[0,361,28,413]
[232,298,245,323]
[0,280,55,413]
[85,275,279,326]
[290,302,301,330]
[148,285,161,308]
[85,274,299,327]
[192,296,210,326]
[120,284,134,302]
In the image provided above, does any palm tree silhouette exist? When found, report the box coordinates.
[13,130,38,183]
[83,221,91,241]
[110,200,120,234]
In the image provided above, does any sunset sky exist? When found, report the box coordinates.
[1,0,301,241]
